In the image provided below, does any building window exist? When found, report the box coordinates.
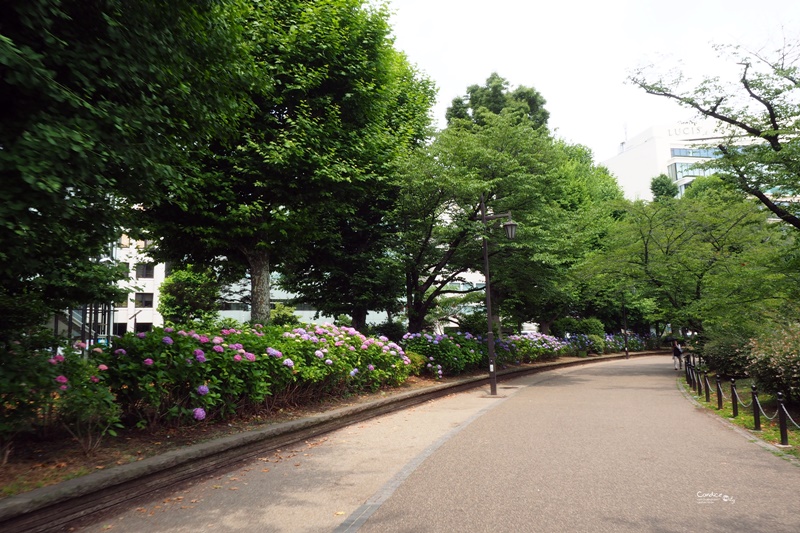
[667,162,716,182]
[134,293,154,308]
[113,323,128,336]
[135,263,155,279]
[670,148,719,158]
[221,302,249,311]
[134,322,152,333]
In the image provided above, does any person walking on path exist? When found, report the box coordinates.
[672,339,683,370]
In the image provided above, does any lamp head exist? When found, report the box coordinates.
[503,219,517,240]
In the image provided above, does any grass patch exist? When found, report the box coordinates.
[680,375,800,459]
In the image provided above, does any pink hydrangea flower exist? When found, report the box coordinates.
[143,358,154,366]
[55,375,68,384]
[97,364,108,371]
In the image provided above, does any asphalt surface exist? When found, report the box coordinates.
[68,355,800,533]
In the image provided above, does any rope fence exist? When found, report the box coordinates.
[681,355,798,447]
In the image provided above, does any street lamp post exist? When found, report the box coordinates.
[480,193,518,396]
[621,291,629,359]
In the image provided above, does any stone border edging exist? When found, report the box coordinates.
[0,350,665,532]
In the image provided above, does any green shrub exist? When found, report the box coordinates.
[403,351,427,376]
[458,313,488,337]
[700,336,751,377]
[551,317,605,338]
[551,317,578,338]
[369,320,407,343]
[577,318,605,336]
[270,303,301,327]
[587,334,605,354]
[747,324,800,402]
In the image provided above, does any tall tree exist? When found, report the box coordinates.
[445,72,549,129]
[582,180,790,337]
[650,173,679,201]
[630,41,800,229]
[495,142,624,333]
[0,0,250,339]
[142,0,428,325]
[275,55,436,330]
[397,109,561,333]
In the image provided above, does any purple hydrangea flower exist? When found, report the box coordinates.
[193,408,206,421]
[325,359,333,365]
[367,364,375,371]
[245,352,255,362]
[136,332,147,339]
[197,385,209,396]
[162,336,173,345]
[315,350,324,358]
[349,368,359,377]
[164,327,174,333]
[213,345,224,353]
[114,348,127,355]
[283,358,294,368]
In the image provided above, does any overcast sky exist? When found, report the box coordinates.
[387,0,800,163]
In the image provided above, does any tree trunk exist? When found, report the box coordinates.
[351,307,368,332]
[247,249,271,325]
[406,271,427,333]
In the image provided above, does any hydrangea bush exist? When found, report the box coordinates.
[1,333,121,462]
[603,333,648,353]
[2,321,660,463]
[100,323,411,426]
[400,332,486,377]
[505,332,567,363]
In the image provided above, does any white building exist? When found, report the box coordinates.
[112,235,167,334]
[602,121,724,200]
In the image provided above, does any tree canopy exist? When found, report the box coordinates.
[445,72,549,129]
[650,174,678,201]
[0,0,250,338]
[630,41,800,230]
[140,0,434,327]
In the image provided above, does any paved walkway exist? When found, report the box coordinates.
[77,356,800,533]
